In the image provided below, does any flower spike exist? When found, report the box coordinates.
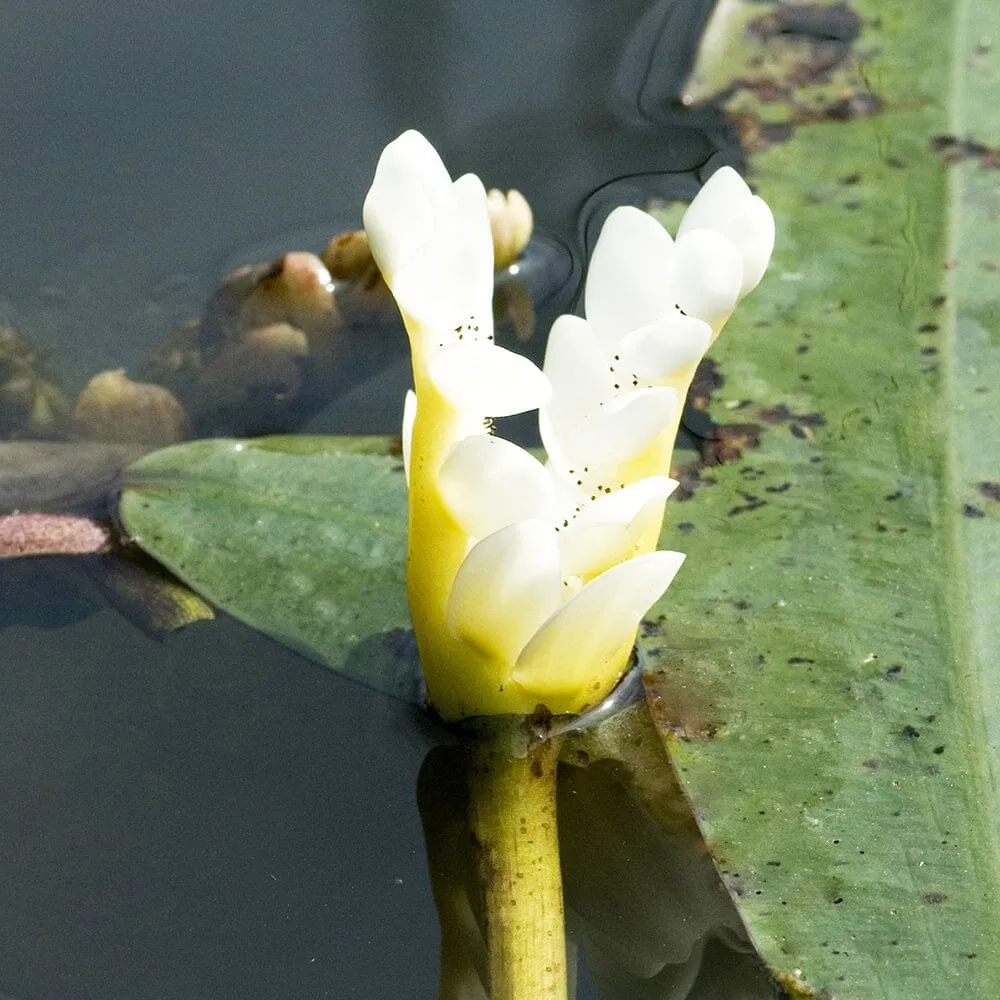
[364,132,774,719]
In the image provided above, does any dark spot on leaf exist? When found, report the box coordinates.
[923,892,946,905]
[918,322,939,332]
[885,489,904,500]
[978,481,1000,502]
[933,745,945,755]
[963,503,986,518]
[902,725,921,739]
[884,664,903,680]
[729,497,768,516]
[920,346,938,356]
[930,294,946,307]
[932,134,1000,167]
[733,599,752,610]
[644,667,724,742]
[752,2,862,43]
[759,403,826,427]
[530,758,544,779]
[674,360,763,497]
[788,656,816,664]
[840,172,861,185]
[677,521,695,533]
[765,481,793,493]
[863,758,879,770]
[796,343,810,353]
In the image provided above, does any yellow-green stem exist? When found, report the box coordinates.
[467,724,567,1000]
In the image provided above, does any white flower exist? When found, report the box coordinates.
[542,166,775,488]
[364,134,773,720]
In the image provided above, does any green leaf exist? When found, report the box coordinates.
[643,1,1000,996]
[119,436,420,702]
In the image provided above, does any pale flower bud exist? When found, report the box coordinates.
[486,188,534,269]
[73,370,189,446]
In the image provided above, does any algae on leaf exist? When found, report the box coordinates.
[643,1,1000,996]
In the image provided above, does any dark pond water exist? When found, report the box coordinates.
[0,1,775,997]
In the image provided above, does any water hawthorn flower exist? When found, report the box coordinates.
[363,131,774,721]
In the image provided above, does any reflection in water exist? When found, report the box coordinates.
[419,744,777,1000]
[612,0,720,125]
[0,0,780,996]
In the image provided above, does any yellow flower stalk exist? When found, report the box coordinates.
[364,132,774,723]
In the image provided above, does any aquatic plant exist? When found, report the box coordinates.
[363,130,774,723]
[363,129,773,999]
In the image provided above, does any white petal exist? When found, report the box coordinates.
[542,315,614,411]
[539,315,615,468]
[578,387,678,470]
[452,173,495,272]
[558,522,629,579]
[429,343,551,416]
[438,434,557,538]
[618,314,712,382]
[401,389,416,486]
[676,165,752,238]
[718,196,775,296]
[558,477,676,577]
[584,206,676,351]
[447,520,561,665]
[513,550,686,692]
[391,234,493,340]
[362,131,454,281]
[571,476,677,531]
[543,315,611,400]
[670,230,743,331]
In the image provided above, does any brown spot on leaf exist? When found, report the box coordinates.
[931,134,1000,168]
[759,403,826,428]
[674,359,763,498]
[644,667,724,742]
[978,481,1000,502]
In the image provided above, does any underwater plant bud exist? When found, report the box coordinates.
[321,230,383,286]
[0,376,35,420]
[201,254,337,362]
[244,252,337,334]
[196,322,309,403]
[73,370,190,446]
[487,188,533,269]
[25,380,73,439]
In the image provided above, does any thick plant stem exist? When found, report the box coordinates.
[467,723,567,1000]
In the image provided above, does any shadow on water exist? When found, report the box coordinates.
[0,0,784,997]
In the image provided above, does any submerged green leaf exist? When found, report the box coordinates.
[119,436,419,702]
[642,0,1000,996]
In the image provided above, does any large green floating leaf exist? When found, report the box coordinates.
[119,436,419,702]
[643,0,1000,996]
